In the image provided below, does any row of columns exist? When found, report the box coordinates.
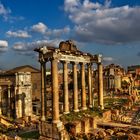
[40,59,104,123]
[0,85,11,117]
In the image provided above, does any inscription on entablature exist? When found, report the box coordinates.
[59,54,90,63]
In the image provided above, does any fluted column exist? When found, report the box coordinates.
[73,62,79,112]
[98,63,104,110]
[8,85,11,117]
[81,63,87,110]
[88,63,93,108]
[63,61,69,114]
[0,86,2,115]
[51,59,60,123]
[40,61,46,121]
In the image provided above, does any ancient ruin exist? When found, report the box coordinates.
[0,71,32,119]
[35,40,104,139]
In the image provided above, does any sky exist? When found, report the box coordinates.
[0,0,140,70]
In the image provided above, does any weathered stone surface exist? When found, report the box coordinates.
[59,40,77,52]
[15,72,32,118]
[81,118,90,133]
[39,121,67,139]
[89,117,97,129]
[103,110,111,121]
[106,129,114,135]
[116,132,126,137]
[128,133,140,140]
[98,130,106,139]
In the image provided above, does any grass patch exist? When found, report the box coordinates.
[19,130,39,139]
[60,109,102,123]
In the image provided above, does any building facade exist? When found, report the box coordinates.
[0,65,41,118]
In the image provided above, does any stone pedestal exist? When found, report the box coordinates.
[89,117,97,129]
[81,118,90,133]
[39,121,69,140]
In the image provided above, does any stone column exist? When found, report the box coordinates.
[15,86,22,118]
[0,86,2,115]
[40,61,46,121]
[8,85,11,117]
[98,63,104,110]
[73,62,79,112]
[63,61,69,114]
[81,63,87,110]
[88,63,93,108]
[51,58,60,123]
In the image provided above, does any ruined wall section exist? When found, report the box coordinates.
[15,72,32,118]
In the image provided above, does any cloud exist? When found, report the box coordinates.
[0,40,8,52]
[12,39,62,55]
[0,2,11,20]
[46,26,70,37]
[64,0,140,44]
[103,57,114,62]
[31,22,70,38]
[6,30,31,38]
[31,22,47,34]
[103,56,115,65]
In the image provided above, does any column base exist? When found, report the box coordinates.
[82,107,87,110]
[98,105,104,110]
[63,111,70,115]
[41,116,46,121]
[74,109,79,112]
[101,106,104,110]
[53,120,61,124]
[89,105,93,108]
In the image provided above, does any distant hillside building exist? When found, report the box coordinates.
[103,64,125,93]
[128,65,140,92]
[0,65,41,118]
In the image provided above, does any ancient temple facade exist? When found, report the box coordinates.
[35,40,104,139]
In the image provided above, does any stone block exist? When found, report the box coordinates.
[74,121,81,134]
[103,110,111,121]
[39,121,70,139]
[89,117,97,129]
[81,118,89,133]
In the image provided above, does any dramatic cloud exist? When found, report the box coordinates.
[0,40,8,52]
[31,22,70,38]
[6,30,31,38]
[31,22,47,34]
[46,26,70,37]
[0,2,11,20]
[12,39,62,55]
[64,0,140,44]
